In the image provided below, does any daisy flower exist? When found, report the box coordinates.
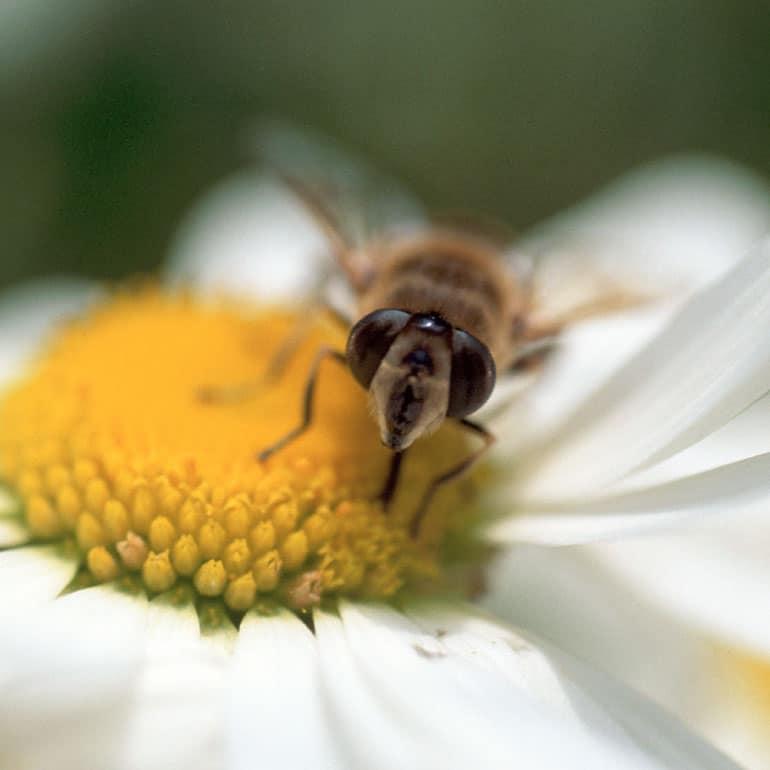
[0,150,767,770]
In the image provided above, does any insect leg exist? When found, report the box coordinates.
[410,419,496,538]
[508,332,560,373]
[198,378,265,405]
[257,347,347,462]
[378,450,407,510]
[197,268,351,404]
[510,278,650,374]
[262,300,351,382]
[519,286,651,368]
[197,328,312,406]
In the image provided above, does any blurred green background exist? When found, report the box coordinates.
[1,0,768,291]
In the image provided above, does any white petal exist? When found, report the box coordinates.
[0,585,149,770]
[119,593,227,770]
[315,601,679,770]
[489,451,770,544]
[516,239,770,502]
[482,546,718,724]
[0,545,78,616]
[166,173,329,301]
[613,388,770,488]
[585,517,770,657]
[486,546,770,769]
[0,584,228,770]
[0,277,99,384]
[526,155,770,296]
[407,602,740,770]
[144,590,202,650]
[492,304,673,458]
[227,610,343,770]
[529,633,741,770]
[399,602,617,729]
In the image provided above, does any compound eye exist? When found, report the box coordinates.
[447,329,496,417]
[346,309,410,387]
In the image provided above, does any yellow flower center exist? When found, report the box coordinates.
[0,289,483,612]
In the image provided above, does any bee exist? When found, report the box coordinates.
[204,126,641,535]
[250,172,573,537]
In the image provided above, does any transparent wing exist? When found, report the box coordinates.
[244,118,426,249]
[504,232,663,334]
[512,155,769,327]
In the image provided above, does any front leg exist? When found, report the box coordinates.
[198,264,351,404]
[257,347,347,462]
[511,285,649,373]
[379,450,407,510]
[508,333,560,373]
[410,419,496,537]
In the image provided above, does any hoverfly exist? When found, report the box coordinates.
[203,124,640,536]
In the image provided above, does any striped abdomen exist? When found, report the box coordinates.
[358,233,523,365]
